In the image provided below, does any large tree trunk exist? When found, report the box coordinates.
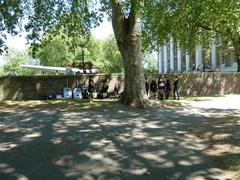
[118,34,150,108]
[110,0,150,108]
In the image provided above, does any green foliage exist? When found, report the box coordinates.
[77,36,102,64]
[24,0,101,52]
[1,1,240,55]
[35,32,72,67]
[0,0,24,54]
[2,0,240,73]
[144,66,158,74]
[143,53,158,73]
[35,30,122,74]
[96,36,122,73]
[3,48,36,75]
[142,0,240,52]
[0,66,4,76]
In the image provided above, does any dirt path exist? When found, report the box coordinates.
[0,95,239,180]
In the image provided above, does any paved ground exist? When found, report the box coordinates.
[0,95,240,180]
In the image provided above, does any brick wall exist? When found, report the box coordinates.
[0,72,239,100]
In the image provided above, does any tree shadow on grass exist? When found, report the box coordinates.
[0,102,239,179]
[189,115,240,178]
[0,99,118,112]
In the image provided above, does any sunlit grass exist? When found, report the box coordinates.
[194,115,240,178]
[215,155,240,177]
[226,156,240,177]
[154,100,182,107]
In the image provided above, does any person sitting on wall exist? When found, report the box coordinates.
[42,90,52,100]
[216,66,221,72]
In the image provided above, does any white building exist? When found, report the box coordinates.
[156,38,237,73]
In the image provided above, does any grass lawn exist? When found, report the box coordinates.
[0,99,118,111]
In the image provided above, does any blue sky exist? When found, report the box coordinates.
[0,19,113,66]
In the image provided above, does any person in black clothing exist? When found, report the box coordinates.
[99,80,109,98]
[88,76,95,101]
[173,75,180,100]
[150,79,158,100]
[165,77,171,99]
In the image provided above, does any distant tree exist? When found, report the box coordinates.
[96,36,122,74]
[36,30,122,74]
[3,49,35,75]
[35,32,72,67]
[74,35,102,67]
[143,53,158,74]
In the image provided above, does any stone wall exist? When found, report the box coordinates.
[0,72,239,100]
[0,74,124,100]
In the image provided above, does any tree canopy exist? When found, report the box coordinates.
[144,1,239,43]
[35,31,122,73]
[1,1,240,57]
[143,0,240,70]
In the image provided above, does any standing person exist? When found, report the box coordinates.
[173,75,180,100]
[158,77,165,100]
[113,77,121,98]
[165,76,171,99]
[145,76,149,98]
[88,76,95,102]
[150,78,158,100]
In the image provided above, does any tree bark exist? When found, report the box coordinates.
[110,0,150,108]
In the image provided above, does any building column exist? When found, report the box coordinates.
[158,46,163,73]
[195,46,202,71]
[177,44,182,72]
[170,37,174,72]
[163,45,168,73]
[186,50,190,71]
[211,39,217,69]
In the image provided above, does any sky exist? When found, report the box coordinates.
[0,19,113,66]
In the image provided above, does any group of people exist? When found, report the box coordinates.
[88,77,122,101]
[88,77,110,101]
[145,75,180,100]
[87,75,180,102]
